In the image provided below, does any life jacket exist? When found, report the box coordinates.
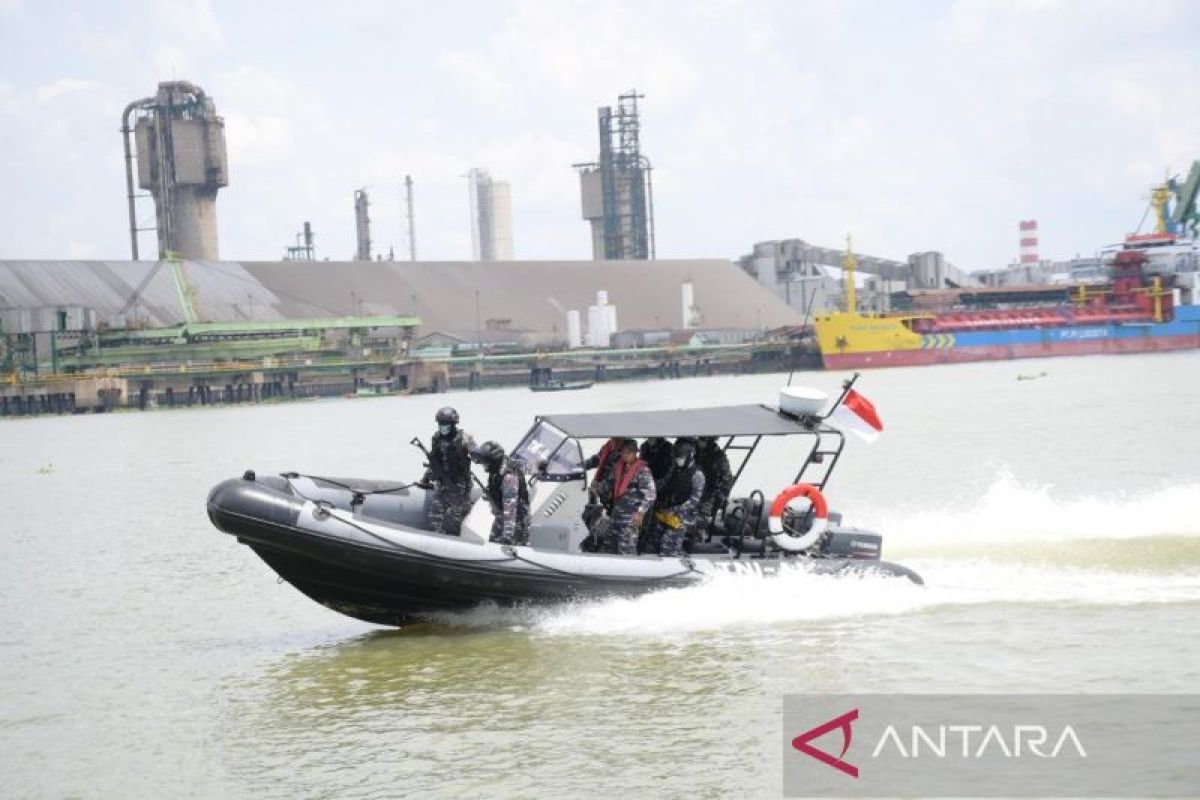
[659,464,699,508]
[487,459,529,510]
[430,430,470,483]
[611,458,648,502]
[589,439,619,492]
[595,439,617,477]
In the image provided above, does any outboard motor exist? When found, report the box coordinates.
[819,526,884,560]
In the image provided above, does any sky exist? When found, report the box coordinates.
[0,0,1197,272]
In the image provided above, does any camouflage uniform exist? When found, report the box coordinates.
[654,465,706,557]
[423,429,476,536]
[485,456,530,545]
[603,458,657,555]
[695,439,735,530]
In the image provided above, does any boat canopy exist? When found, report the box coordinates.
[537,404,807,439]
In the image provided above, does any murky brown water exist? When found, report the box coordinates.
[3,353,1199,797]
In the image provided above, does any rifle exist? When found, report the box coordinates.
[410,436,487,493]
[580,490,608,553]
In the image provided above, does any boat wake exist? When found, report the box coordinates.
[419,558,1200,637]
[862,473,1200,559]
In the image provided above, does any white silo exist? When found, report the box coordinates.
[567,309,582,349]
[681,280,699,329]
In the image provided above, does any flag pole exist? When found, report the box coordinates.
[822,371,861,420]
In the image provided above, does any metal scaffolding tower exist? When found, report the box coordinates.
[575,89,655,261]
[284,221,315,261]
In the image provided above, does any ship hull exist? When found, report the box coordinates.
[818,307,1200,369]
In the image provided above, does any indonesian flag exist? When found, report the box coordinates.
[832,389,883,443]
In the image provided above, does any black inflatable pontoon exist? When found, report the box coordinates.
[207,379,922,627]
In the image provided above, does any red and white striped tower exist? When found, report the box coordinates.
[1019,219,1039,265]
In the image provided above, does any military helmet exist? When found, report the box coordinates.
[435,406,460,425]
[672,438,697,468]
[470,440,505,465]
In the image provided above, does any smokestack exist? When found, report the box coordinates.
[404,175,417,261]
[1019,220,1039,265]
[354,189,371,261]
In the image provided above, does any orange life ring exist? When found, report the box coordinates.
[768,483,829,551]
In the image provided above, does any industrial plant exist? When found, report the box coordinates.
[1,79,1197,417]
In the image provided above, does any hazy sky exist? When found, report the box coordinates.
[1,0,1196,271]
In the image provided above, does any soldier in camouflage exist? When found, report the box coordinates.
[695,436,735,533]
[421,406,476,536]
[653,438,706,557]
[602,438,656,555]
[639,437,674,482]
[471,440,530,545]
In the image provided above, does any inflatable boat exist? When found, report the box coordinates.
[207,379,922,627]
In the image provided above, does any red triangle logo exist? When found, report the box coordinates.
[791,708,860,778]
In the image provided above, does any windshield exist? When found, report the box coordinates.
[513,420,584,477]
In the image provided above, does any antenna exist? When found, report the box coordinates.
[787,286,818,387]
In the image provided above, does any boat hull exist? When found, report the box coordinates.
[208,475,922,627]
[818,306,1200,369]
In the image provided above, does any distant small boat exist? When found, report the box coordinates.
[530,380,594,392]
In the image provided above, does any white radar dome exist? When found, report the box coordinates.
[778,386,828,417]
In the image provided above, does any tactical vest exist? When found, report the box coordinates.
[487,460,529,509]
[430,430,471,483]
[659,464,698,508]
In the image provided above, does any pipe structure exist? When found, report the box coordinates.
[121,97,155,260]
[640,155,656,260]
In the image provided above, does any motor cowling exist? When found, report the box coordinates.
[819,528,883,560]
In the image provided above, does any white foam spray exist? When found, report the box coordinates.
[859,471,1200,546]
[424,560,1200,638]
[423,473,1200,638]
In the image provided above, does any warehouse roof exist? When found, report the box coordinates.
[0,258,799,334]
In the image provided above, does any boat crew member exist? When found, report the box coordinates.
[639,437,674,481]
[471,440,530,546]
[653,438,705,557]
[695,436,734,532]
[421,406,476,536]
[583,436,623,532]
[604,438,656,555]
[585,437,622,497]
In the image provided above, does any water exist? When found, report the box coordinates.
[2,353,1199,798]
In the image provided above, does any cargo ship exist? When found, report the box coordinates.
[814,169,1200,369]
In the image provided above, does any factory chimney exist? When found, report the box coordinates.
[354,189,372,261]
[122,81,228,260]
[1019,219,1039,265]
[404,175,417,261]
